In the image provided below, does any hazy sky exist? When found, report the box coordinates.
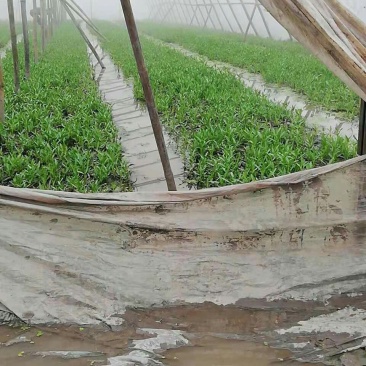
[0,0,149,21]
[0,0,364,39]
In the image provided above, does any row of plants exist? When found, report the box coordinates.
[138,22,359,119]
[97,21,356,189]
[0,23,132,192]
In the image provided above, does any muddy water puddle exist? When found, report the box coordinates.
[1,301,363,365]
[164,336,319,366]
[0,324,135,366]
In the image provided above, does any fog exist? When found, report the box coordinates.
[0,0,149,21]
[0,0,365,41]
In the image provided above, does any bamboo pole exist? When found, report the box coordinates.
[32,0,39,62]
[7,0,20,93]
[63,0,107,41]
[48,0,53,37]
[41,0,46,52]
[119,0,177,191]
[68,0,99,31]
[52,0,57,28]
[60,1,105,69]
[0,60,4,122]
[358,100,366,155]
[20,0,30,79]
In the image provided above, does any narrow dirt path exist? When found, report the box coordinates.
[0,34,23,58]
[85,29,190,192]
[147,36,358,140]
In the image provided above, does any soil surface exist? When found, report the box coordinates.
[1,299,365,366]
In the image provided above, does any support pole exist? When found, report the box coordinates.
[7,0,20,93]
[60,1,105,69]
[203,0,217,30]
[208,0,225,31]
[0,60,4,122]
[41,0,46,52]
[48,0,53,37]
[20,0,30,79]
[194,0,207,27]
[244,1,257,40]
[177,0,191,25]
[189,0,200,26]
[64,0,107,41]
[32,0,39,62]
[68,0,99,31]
[358,100,366,155]
[217,0,235,33]
[119,0,177,191]
[241,0,259,36]
[226,0,245,34]
[256,0,272,39]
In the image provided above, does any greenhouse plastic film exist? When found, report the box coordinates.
[258,0,366,101]
[1,156,366,324]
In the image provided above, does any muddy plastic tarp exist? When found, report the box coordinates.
[259,0,366,101]
[1,156,366,325]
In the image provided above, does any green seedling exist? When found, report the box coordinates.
[137,22,358,119]
[96,21,356,189]
[0,23,132,192]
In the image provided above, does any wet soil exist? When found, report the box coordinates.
[164,336,321,366]
[2,299,365,365]
[0,324,136,366]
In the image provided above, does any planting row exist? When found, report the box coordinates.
[138,22,359,119]
[0,23,132,192]
[97,22,356,189]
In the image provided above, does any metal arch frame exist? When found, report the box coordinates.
[147,0,290,41]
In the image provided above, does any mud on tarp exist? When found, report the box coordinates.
[0,156,366,325]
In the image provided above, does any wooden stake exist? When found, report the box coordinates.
[64,0,107,41]
[60,1,105,69]
[48,0,53,38]
[358,100,366,155]
[52,0,57,28]
[119,0,177,191]
[41,0,46,52]
[20,0,30,79]
[7,0,20,93]
[68,0,99,31]
[32,0,39,62]
[0,60,4,122]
